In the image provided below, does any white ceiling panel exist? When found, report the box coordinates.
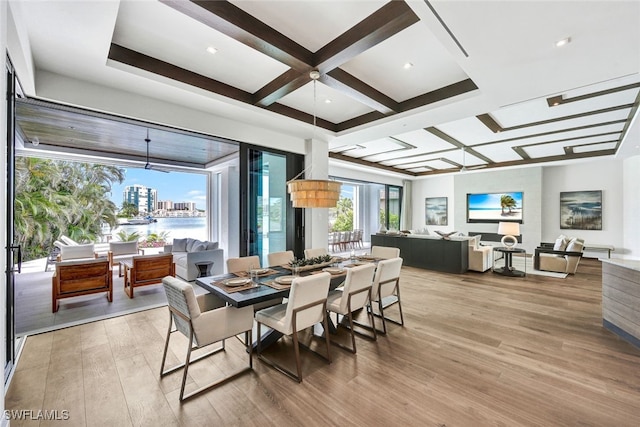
[392,129,456,151]
[573,141,619,153]
[277,81,374,123]
[113,1,289,93]
[340,23,468,102]
[474,145,523,163]
[230,0,387,52]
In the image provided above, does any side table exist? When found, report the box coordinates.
[493,247,526,277]
[195,261,214,278]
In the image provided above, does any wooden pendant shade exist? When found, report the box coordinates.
[287,179,341,208]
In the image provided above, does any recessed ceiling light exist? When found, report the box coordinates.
[403,62,413,69]
[555,37,571,47]
[206,46,218,55]
[324,99,332,104]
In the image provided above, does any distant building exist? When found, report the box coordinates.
[173,202,196,211]
[123,184,157,214]
[157,200,173,210]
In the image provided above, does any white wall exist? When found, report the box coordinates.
[411,158,634,258]
[543,159,624,257]
[623,155,640,259]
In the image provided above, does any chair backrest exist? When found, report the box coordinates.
[59,243,95,261]
[304,248,328,259]
[110,240,138,256]
[267,251,294,267]
[371,257,403,301]
[339,263,375,313]
[59,235,79,246]
[162,276,202,341]
[55,258,110,291]
[467,235,481,250]
[285,272,331,331]
[226,255,261,273]
[132,253,174,282]
[370,246,401,259]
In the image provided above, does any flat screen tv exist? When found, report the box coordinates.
[467,191,523,223]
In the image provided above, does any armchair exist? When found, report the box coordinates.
[534,238,584,274]
[52,258,112,312]
[467,235,492,272]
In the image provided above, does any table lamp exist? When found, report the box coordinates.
[498,222,520,248]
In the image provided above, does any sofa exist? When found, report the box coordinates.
[163,238,224,281]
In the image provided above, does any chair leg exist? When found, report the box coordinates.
[179,329,195,401]
[159,312,173,377]
[292,329,302,383]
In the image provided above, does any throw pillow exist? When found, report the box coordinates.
[172,238,187,252]
[553,236,569,251]
[566,238,583,253]
[205,241,219,250]
[192,243,207,252]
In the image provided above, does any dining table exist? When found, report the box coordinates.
[194,256,382,349]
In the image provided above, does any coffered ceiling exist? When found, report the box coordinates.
[12,0,640,176]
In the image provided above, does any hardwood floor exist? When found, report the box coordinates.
[6,259,640,426]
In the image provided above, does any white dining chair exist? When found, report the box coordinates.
[370,245,401,259]
[370,257,404,334]
[304,247,328,259]
[255,272,332,382]
[160,276,254,401]
[326,263,377,353]
[226,255,261,273]
[267,250,294,267]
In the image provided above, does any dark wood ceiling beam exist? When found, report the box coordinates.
[323,69,398,114]
[159,0,313,70]
[108,44,253,104]
[254,69,311,107]
[264,103,336,132]
[400,79,478,112]
[329,152,416,176]
[426,126,494,164]
[313,1,419,71]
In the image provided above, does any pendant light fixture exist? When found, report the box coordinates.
[287,70,341,208]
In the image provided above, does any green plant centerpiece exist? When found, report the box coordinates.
[288,254,334,271]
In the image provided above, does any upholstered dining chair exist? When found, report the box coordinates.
[255,272,332,383]
[226,255,262,274]
[370,245,401,259]
[326,263,377,353]
[370,257,404,334]
[304,247,328,259]
[160,276,254,401]
[267,250,294,267]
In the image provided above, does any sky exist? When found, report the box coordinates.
[109,168,207,210]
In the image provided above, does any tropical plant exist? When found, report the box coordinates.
[331,197,353,232]
[115,230,142,242]
[14,157,125,260]
[500,194,518,214]
[118,201,139,218]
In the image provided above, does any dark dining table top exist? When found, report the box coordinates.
[194,259,379,308]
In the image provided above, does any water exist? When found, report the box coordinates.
[108,217,208,242]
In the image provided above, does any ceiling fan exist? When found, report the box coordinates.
[459,146,486,172]
[143,129,170,173]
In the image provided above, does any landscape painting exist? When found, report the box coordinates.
[467,191,523,223]
[425,197,448,225]
[560,190,602,230]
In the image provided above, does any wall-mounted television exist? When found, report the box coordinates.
[467,191,523,223]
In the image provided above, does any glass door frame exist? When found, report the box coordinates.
[239,144,305,260]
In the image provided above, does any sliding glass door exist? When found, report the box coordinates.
[240,146,304,265]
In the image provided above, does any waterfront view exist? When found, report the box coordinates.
[108,216,208,243]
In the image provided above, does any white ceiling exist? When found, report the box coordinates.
[9,0,640,176]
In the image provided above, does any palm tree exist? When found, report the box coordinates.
[14,157,125,260]
[500,194,517,214]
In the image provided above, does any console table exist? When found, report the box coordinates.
[370,234,468,273]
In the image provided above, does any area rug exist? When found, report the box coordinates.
[510,256,568,279]
[14,257,204,336]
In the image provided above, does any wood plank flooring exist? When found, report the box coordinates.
[6,259,640,426]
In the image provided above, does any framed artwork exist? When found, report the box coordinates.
[425,197,448,225]
[560,190,602,230]
[466,191,523,223]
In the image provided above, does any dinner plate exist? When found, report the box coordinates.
[223,277,252,287]
[252,268,269,275]
[322,267,344,275]
[275,275,295,285]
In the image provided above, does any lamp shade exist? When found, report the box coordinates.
[497,221,520,236]
[287,179,341,208]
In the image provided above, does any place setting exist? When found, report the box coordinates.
[211,276,259,293]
